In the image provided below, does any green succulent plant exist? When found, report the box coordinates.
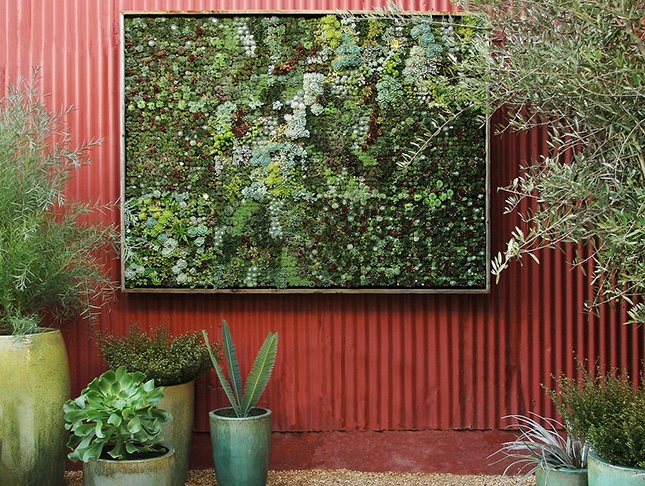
[64,366,172,462]
[97,322,221,386]
[203,320,278,418]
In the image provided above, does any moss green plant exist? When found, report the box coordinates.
[122,13,487,290]
[98,322,221,386]
[548,365,645,468]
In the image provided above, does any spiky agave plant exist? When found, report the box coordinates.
[491,413,588,484]
[203,320,278,418]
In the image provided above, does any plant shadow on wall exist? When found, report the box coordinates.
[122,12,488,290]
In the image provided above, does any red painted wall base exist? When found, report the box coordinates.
[188,429,518,475]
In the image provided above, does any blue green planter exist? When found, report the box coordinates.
[588,451,645,485]
[209,407,272,486]
[83,446,175,486]
[536,466,588,485]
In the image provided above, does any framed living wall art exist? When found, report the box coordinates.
[121,10,489,293]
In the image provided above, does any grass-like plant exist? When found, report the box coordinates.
[97,322,221,386]
[491,413,588,484]
[203,320,278,418]
[64,366,172,462]
[0,72,116,336]
[548,365,645,468]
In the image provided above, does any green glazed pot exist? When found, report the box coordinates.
[536,466,588,486]
[157,381,195,486]
[82,446,175,486]
[0,328,71,486]
[209,407,272,486]
[588,450,645,485]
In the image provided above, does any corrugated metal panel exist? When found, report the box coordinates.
[2,0,643,436]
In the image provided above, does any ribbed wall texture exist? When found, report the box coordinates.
[2,0,643,434]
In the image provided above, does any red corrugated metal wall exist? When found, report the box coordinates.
[2,0,643,435]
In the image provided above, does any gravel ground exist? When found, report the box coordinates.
[65,469,534,485]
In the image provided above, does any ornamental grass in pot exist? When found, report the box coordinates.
[0,73,116,486]
[64,366,174,486]
[492,413,588,486]
[97,322,221,486]
[203,320,279,486]
[548,365,645,485]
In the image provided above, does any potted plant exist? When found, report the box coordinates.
[0,73,115,486]
[97,322,221,486]
[64,366,175,486]
[492,413,588,485]
[548,366,645,485]
[202,320,279,486]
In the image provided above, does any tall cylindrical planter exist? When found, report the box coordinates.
[0,328,71,486]
[588,450,645,485]
[209,407,272,486]
[83,446,175,486]
[536,466,588,486]
[157,381,195,486]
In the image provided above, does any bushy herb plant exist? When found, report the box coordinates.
[548,366,645,468]
[64,366,172,462]
[0,72,116,336]
[98,322,221,386]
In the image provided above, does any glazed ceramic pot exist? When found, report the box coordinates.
[209,407,272,486]
[588,450,645,485]
[157,380,195,486]
[82,446,175,486]
[535,465,588,486]
[0,328,71,486]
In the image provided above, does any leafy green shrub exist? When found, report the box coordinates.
[548,366,645,468]
[98,322,220,386]
[64,366,171,462]
[0,73,116,336]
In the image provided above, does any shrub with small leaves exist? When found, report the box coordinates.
[98,323,221,386]
[548,365,645,469]
[64,366,172,462]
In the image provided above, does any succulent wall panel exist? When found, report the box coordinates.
[122,12,488,291]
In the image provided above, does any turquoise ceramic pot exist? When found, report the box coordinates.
[535,466,588,486]
[0,328,71,486]
[83,446,175,486]
[157,380,195,486]
[209,407,272,486]
[588,450,645,485]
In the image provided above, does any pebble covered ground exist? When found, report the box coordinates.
[65,469,535,485]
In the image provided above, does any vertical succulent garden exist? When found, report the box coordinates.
[122,12,487,290]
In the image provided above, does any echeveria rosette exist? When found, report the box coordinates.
[64,366,172,462]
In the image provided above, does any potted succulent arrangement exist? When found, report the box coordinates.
[548,366,645,485]
[0,74,115,486]
[492,413,588,485]
[97,322,221,486]
[203,320,279,486]
[64,366,175,486]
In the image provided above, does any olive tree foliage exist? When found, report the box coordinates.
[451,0,645,322]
